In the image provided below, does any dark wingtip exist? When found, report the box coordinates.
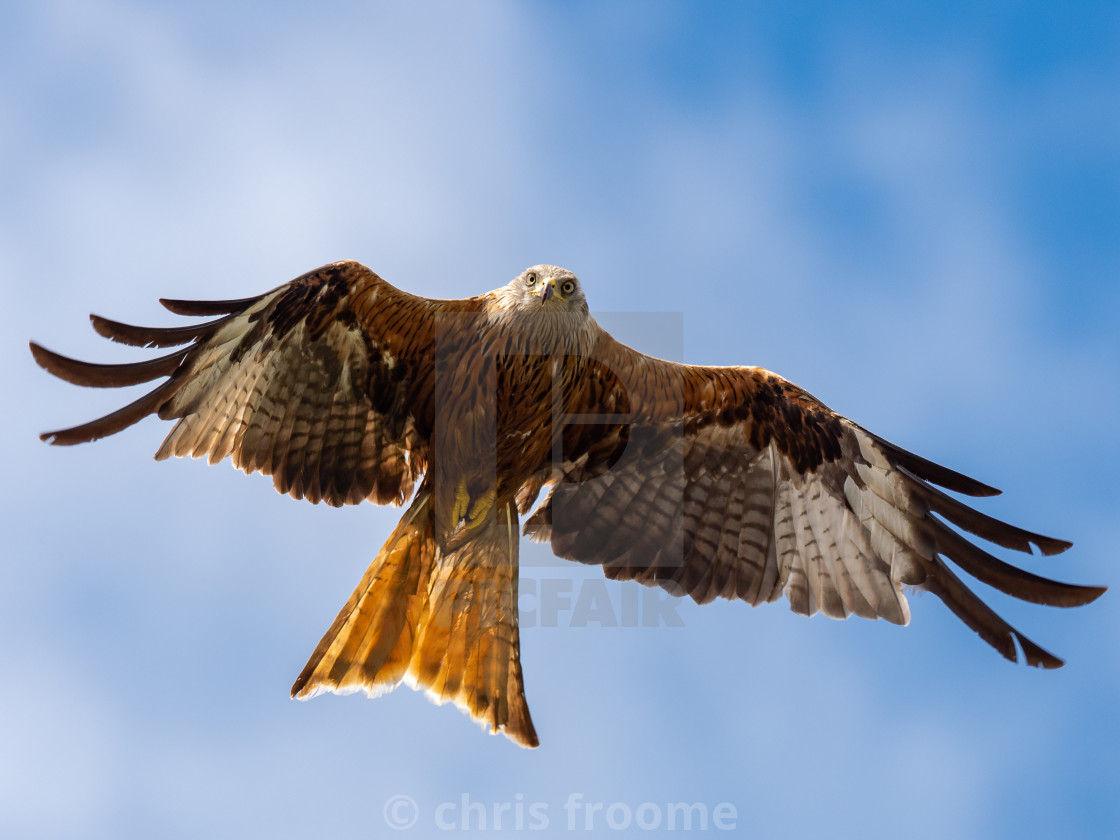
[861,429,1003,497]
[36,378,178,446]
[1036,536,1074,557]
[936,527,1102,608]
[39,426,85,446]
[925,557,1077,670]
[1072,584,1107,605]
[29,341,185,388]
[1023,645,1064,669]
[1015,632,1066,669]
[160,295,259,316]
[910,476,1074,558]
[29,340,53,370]
[90,312,223,348]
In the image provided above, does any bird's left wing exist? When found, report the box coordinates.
[522,332,1104,667]
[32,260,446,507]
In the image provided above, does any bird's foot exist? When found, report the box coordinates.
[451,480,495,532]
[467,488,496,528]
[451,480,471,524]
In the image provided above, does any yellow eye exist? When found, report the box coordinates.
[561,280,575,295]
[526,272,537,287]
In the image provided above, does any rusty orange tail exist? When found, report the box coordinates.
[291,491,538,747]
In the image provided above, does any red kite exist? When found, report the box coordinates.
[31,261,1104,747]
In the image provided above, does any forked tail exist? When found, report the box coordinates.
[291,490,538,747]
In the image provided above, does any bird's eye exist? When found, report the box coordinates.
[561,280,575,295]
[526,272,537,287]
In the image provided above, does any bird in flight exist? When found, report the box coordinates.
[31,260,1104,747]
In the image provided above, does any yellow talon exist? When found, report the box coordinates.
[451,479,471,524]
[467,489,495,527]
[450,480,495,532]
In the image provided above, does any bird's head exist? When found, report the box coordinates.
[504,265,588,315]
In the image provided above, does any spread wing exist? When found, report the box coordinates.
[523,331,1105,668]
[31,260,449,507]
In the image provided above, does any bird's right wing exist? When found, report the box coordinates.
[32,260,451,507]
[523,331,1104,667]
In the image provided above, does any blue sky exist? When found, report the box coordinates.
[4,2,1119,837]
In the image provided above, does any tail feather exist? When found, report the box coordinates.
[408,502,536,745]
[291,491,538,747]
[291,495,435,697]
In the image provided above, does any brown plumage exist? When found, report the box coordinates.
[30,259,1104,747]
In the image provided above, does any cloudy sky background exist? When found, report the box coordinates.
[4,1,1118,837]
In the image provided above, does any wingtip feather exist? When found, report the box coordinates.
[37,379,178,446]
[1036,536,1073,557]
[861,428,1002,497]
[90,312,222,348]
[30,341,185,388]
[159,295,260,316]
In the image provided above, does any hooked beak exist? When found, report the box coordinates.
[540,277,554,303]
